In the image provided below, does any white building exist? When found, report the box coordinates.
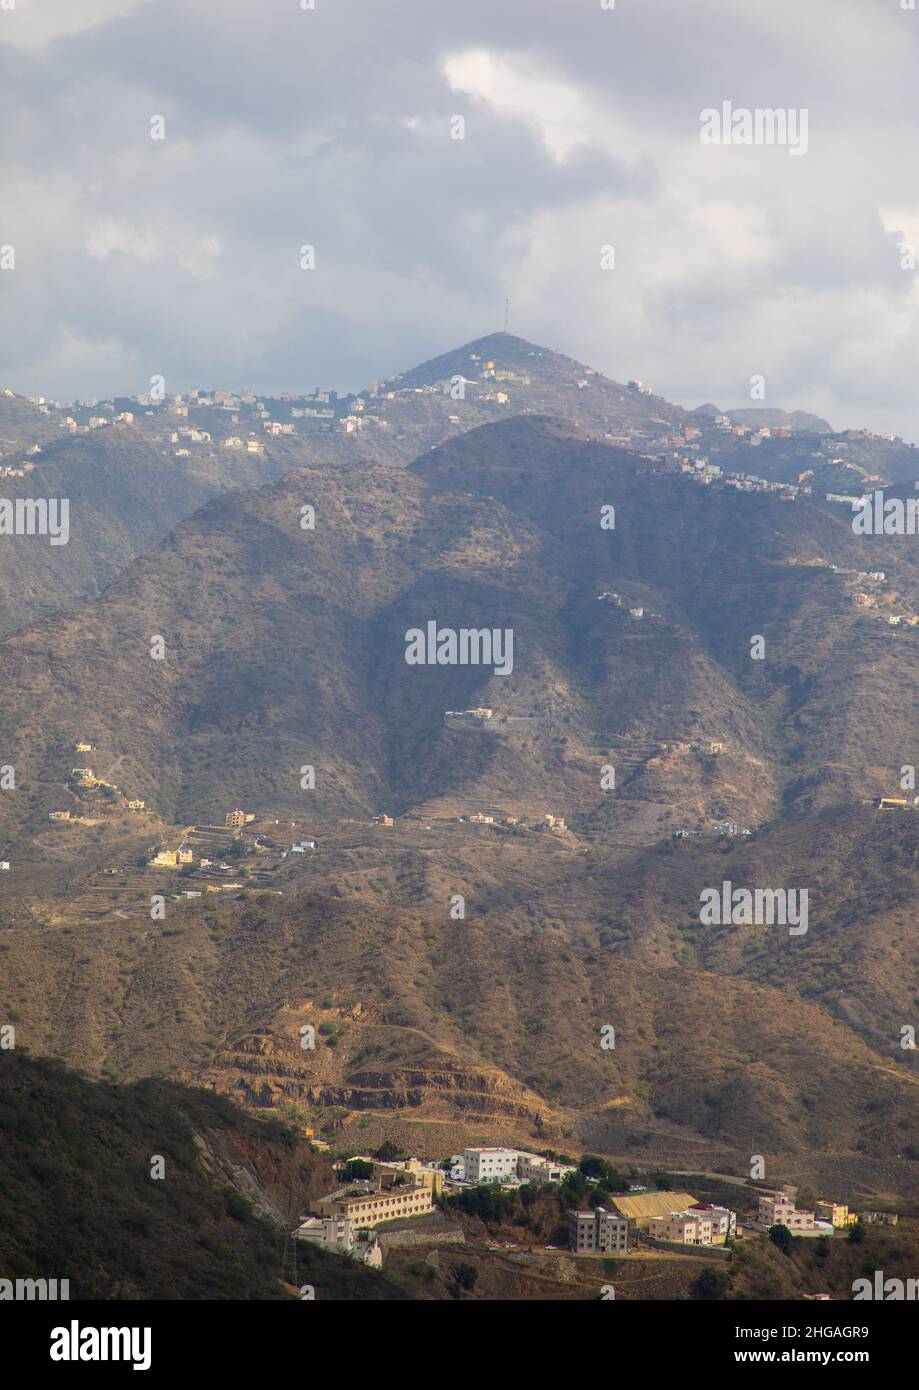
[516,1153,577,1184]
[295,1215,353,1254]
[294,1215,382,1268]
[463,1147,518,1183]
[461,1147,575,1186]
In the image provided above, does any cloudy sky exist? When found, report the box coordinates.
[3,0,919,438]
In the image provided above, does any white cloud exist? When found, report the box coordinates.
[0,0,139,49]
[85,220,160,263]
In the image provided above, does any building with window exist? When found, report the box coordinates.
[757,1190,815,1232]
[316,1184,434,1227]
[462,1147,519,1184]
[568,1208,629,1254]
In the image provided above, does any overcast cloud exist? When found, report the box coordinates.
[3,0,919,438]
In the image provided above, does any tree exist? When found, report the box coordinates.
[769,1223,794,1255]
[559,1171,590,1208]
[691,1267,729,1299]
[578,1155,626,1191]
[847,1222,866,1245]
[451,1262,478,1292]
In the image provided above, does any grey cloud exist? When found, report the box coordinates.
[2,0,919,440]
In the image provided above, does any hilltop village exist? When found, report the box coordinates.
[2,333,917,512]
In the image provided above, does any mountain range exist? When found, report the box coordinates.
[1,333,917,1203]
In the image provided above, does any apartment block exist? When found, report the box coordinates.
[649,1210,715,1245]
[758,1190,815,1232]
[568,1207,629,1254]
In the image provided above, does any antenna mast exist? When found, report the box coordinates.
[503,297,510,333]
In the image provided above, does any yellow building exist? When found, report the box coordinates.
[317,1184,434,1227]
[373,1158,445,1196]
[150,848,193,868]
[814,1202,851,1228]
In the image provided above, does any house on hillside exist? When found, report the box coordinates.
[756,1190,815,1232]
[569,1208,628,1254]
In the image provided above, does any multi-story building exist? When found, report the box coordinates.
[516,1153,577,1185]
[649,1210,715,1245]
[463,1148,519,1184]
[569,1208,629,1254]
[758,1190,815,1232]
[294,1215,381,1267]
[689,1203,737,1243]
[316,1184,434,1227]
[454,1148,576,1188]
[373,1158,445,1196]
[295,1215,354,1254]
[814,1202,850,1229]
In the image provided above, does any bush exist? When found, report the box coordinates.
[769,1224,794,1255]
[222,1186,253,1223]
[451,1262,478,1292]
[374,1141,405,1163]
[691,1267,729,1299]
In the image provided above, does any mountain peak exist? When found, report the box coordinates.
[389,331,593,389]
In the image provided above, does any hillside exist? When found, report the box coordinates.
[2,350,919,1213]
[0,420,289,636]
[0,1053,404,1300]
[3,332,914,642]
[2,414,919,866]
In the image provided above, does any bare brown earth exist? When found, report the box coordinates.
[2,341,919,1218]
